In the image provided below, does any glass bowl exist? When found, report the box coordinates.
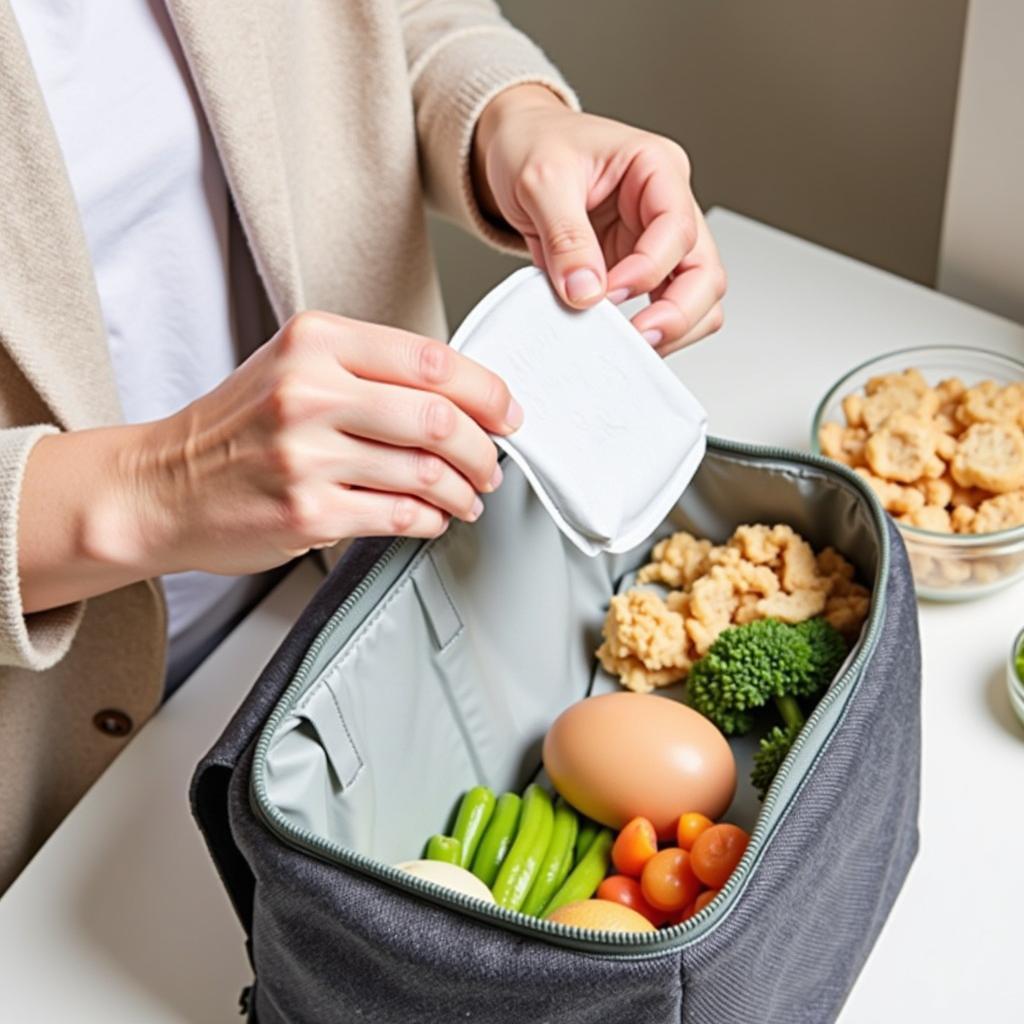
[811,345,1024,601]
[1007,626,1024,730]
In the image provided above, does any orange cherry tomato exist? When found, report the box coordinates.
[690,824,749,889]
[612,816,659,878]
[640,847,702,912]
[664,900,697,926]
[693,889,719,914]
[676,812,714,851]
[596,875,670,927]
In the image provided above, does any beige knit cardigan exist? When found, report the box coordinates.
[0,0,575,892]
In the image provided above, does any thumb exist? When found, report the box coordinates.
[518,173,606,309]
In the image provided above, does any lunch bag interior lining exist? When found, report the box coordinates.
[262,452,880,866]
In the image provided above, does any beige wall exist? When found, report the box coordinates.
[431,0,968,326]
[938,1,1024,324]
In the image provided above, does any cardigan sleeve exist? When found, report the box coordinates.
[0,425,84,669]
[399,0,580,254]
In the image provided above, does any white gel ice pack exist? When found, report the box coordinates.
[449,267,708,556]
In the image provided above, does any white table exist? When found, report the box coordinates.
[1,210,1022,1021]
[0,559,323,1022]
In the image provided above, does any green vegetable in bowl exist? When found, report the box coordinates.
[1016,646,1024,684]
[688,617,847,799]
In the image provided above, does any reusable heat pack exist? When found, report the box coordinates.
[448,268,708,555]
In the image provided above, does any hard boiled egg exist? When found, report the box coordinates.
[394,860,496,903]
[542,692,736,838]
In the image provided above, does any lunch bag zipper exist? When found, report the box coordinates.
[250,438,891,956]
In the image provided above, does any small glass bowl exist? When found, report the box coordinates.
[1008,627,1024,730]
[811,345,1024,601]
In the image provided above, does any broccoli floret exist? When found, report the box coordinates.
[791,617,847,697]
[689,619,813,734]
[750,724,801,800]
[687,617,847,798]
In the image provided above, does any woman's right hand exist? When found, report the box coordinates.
[19,312,520,611]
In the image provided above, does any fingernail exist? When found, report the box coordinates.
[468,497,484,521]
[565,268,602,304]
[641,329,663,346]
[488,463,504,491]
[607,287,630,304]
[505,398,524,431]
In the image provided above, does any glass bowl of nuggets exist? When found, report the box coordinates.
[812,346,1024,601]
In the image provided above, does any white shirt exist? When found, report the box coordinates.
[12,0,253,677]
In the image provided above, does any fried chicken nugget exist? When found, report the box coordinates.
[933,412,963,441]
[819,421,868,468]
[842,393,865,428]
[904,504,953,533]
[816,546,856,583]
[915,475,954,509]
[599,524,871,696]
[636,531,712,589]
[864,413,937,483]
[951,422,1024,494]
[733,593,763,625]
[861,383,939,433]
[727,558,781,597]
[755,588,827,624]
[728,523,794,566]
[778,533,824,592]
[956,380,1024,427]
[855,468,926,514]
[684,567,739,656]
[971,490,1024,534]
[865,367,931,396]
[824,587,871,637]
[596,590,692,693]
[950,505,977,533]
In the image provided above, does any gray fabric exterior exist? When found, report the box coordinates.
[192,441,921,1023]
[679,516,920,1022]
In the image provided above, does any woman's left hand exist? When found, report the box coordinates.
[473,85,726,356]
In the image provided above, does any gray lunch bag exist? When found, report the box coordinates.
[192,438,921,1024]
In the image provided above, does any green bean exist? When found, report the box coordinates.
[451,786,496,869]
[541,828,614,918]
[470,792,522,887]
[492,785,554,911]
[521,798,579,917]
[574,820,600,864]
[424,834,461,865]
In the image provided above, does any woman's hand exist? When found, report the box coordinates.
[19,313,520,611]
[473,85,726,356]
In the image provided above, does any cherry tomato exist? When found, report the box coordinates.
[641,847,702,912]
[690,824,749,889]
[693,889,719,914]
[611,816,658,878]
[676,812,714,851]
[664,900,697,926]
[596,875,670,926]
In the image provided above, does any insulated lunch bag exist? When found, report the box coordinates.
[192,438,921,1024]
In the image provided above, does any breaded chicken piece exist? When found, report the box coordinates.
[596,590,692,692]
